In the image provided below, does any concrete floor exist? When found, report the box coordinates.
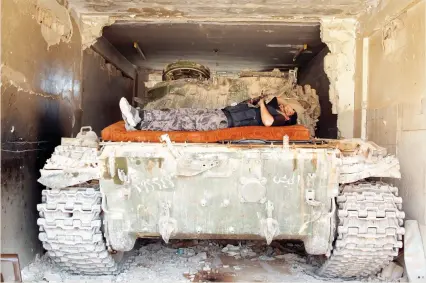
[19,240,401,283]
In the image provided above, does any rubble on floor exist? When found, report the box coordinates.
[21,240,406,283]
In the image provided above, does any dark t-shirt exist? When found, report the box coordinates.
[253,97,298,126]
[221,97,298,127]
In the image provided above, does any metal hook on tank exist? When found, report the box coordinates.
[260,201,280,245]
[158,201,178,243]
[160,134,182,159]
[282,135,290,150]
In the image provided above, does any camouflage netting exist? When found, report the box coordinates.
[142,72,320,136]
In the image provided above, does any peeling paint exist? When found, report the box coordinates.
[36,0,73,49]
[1,64,60,99]
[382,19,406,55]
[66,0,385,51]
[66,0,381,18]
[80,15,116,49]
[320,18,357,138]
[358,0,418,37]
[127,7,185,17]
[1,64,30,89]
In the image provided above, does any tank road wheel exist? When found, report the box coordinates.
[318,182,405,278]
[162,60,211,81]
[37,187,129,275]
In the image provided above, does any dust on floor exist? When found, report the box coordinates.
[20,240,398,283]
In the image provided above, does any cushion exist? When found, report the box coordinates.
[101,121,310,143]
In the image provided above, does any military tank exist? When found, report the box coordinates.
[36,62,404,278]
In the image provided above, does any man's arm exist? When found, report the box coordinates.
[259,99,274,127]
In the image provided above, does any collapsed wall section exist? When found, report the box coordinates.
[80,15,115,49]
[320,19,357,139]
[298,47,337,138]
[139,71,320,136]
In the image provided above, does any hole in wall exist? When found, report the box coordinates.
[99,21,338,138]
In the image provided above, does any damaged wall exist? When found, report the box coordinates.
[142,72,295,109]
[298,47,337,138]
[140,71,321,136]
[363,0,426,239]
[36,0,74,48]
[68,0,379,18]
[81,49,134,134]
[70,0,380,48]
[320,18,357,139]
[1,0,83,275]
[68,1,370,138]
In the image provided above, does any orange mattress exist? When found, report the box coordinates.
[101,121,310,143]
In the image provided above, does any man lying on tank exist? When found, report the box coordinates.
[119,95,297,132]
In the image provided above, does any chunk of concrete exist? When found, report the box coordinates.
[380,262,404,280]
[188,252,207,263]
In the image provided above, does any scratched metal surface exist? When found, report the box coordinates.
[99,144,339,240]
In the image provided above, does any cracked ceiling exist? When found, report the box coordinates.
[66,0,377,71]
[68,0,379,19]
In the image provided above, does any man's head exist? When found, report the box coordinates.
[278,103,298,123]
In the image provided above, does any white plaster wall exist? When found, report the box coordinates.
[365,0,426,232]
[320,19,357,138]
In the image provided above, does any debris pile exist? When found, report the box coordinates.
[21,240,392,283]
[144,70,320,136]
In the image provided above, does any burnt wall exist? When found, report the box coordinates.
[298,47,337,138]
[81,49,134,135]
[1,0,82,276]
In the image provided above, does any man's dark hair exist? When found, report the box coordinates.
[289,111,298,125]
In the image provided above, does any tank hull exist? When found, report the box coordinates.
[99,142,340,251]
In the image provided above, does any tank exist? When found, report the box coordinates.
[35,65,404,279]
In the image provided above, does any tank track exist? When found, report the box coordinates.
[37,187,131,275]
[318,182,405,278]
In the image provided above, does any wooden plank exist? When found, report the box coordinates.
[91,36,136,80]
